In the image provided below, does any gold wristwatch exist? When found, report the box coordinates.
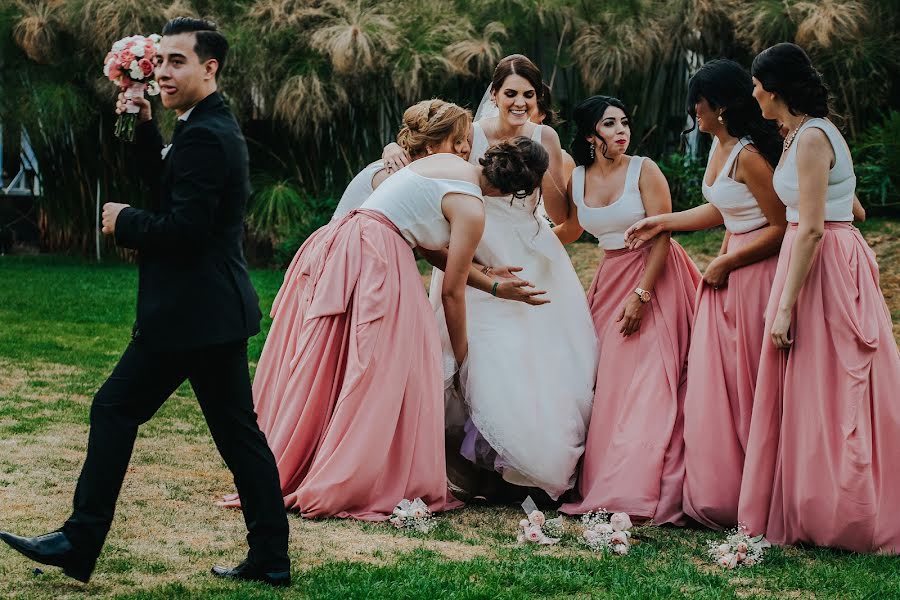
[634,287,651,303]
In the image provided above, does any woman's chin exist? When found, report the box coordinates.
[505,112,529,127]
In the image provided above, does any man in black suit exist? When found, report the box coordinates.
[0,18,290,587]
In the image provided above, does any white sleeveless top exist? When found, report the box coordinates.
[331,161,385,221]
[571,156,647,250]
[360,167,483,250]
[702,137,769,234]
[773,118,855,223]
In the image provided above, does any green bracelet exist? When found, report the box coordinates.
[491,281,499,296]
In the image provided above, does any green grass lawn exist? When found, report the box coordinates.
[1,223,899,599]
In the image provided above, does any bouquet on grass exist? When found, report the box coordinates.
[390,498,436,534]
[580,509,634,555]
[516,496,563,545]
[104,34,161,141]
[707,526,770,569]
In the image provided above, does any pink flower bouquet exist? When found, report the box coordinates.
[707,525,770,569]
[515,497,562,545]
[580,510,634,554]
[104,34,161,141]
[390,498,436,534]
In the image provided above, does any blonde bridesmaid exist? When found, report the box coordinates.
[557,95,701,525]
[331,100,473,221]
[738,43,900,554]
[626,59,786,530]
[325,100,548,306]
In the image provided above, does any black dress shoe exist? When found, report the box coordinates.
[0,530,94,583]
[211,560,291,587]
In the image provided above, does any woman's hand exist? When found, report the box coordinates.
[489,265,522,280]
[624,215,666,249]
[616,293,645,336]
[479,265,549,305]
[771,307,793,350]
[382,143,411,173]
[495,280,550,305]
[703,255,733,289]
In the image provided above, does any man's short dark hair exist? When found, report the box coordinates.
[162,17,229,77]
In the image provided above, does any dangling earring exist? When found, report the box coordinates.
[717,112,725,125]
[589,145,595,159]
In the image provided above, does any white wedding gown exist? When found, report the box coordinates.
[432,121,598,499]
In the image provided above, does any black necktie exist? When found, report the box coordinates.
[172,119,186,144]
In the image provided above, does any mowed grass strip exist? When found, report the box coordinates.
[1,221,898,599]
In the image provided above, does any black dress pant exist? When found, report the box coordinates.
[62,338,289,569]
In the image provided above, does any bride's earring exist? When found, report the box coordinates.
[717,112,725,125]
[590,145,595,159]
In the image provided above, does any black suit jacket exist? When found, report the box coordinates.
[115,92,262,350]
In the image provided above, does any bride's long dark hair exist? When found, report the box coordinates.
[685,59,782,168]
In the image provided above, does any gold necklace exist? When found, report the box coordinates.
[782,115,809,152]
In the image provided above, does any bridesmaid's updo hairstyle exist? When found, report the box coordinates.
[686,59,783,168]
[571,95,630,166]
[396,99,471,159]
[490,54,543,99]
[751,43,829,118]
[480,136,549,199]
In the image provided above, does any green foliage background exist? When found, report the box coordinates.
[2,0,898,262]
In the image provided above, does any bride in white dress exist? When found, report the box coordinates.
[385,56,598,500]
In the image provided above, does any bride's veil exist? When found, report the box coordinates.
[473,84,498,123]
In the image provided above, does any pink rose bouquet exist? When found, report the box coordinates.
[707,525,770,569]
[579,509,634,555]
[390,498,436,534]
[515,497,562,545]
[104,34,161,141]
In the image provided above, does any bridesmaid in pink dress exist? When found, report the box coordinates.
[739,43,900,553]
[242,122,549,521]
[625,59,786,530]
[556,96,701,525]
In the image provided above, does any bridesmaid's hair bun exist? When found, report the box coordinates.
[480,136,549,198]
[751,43,830,118]
[396,99,471,159]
